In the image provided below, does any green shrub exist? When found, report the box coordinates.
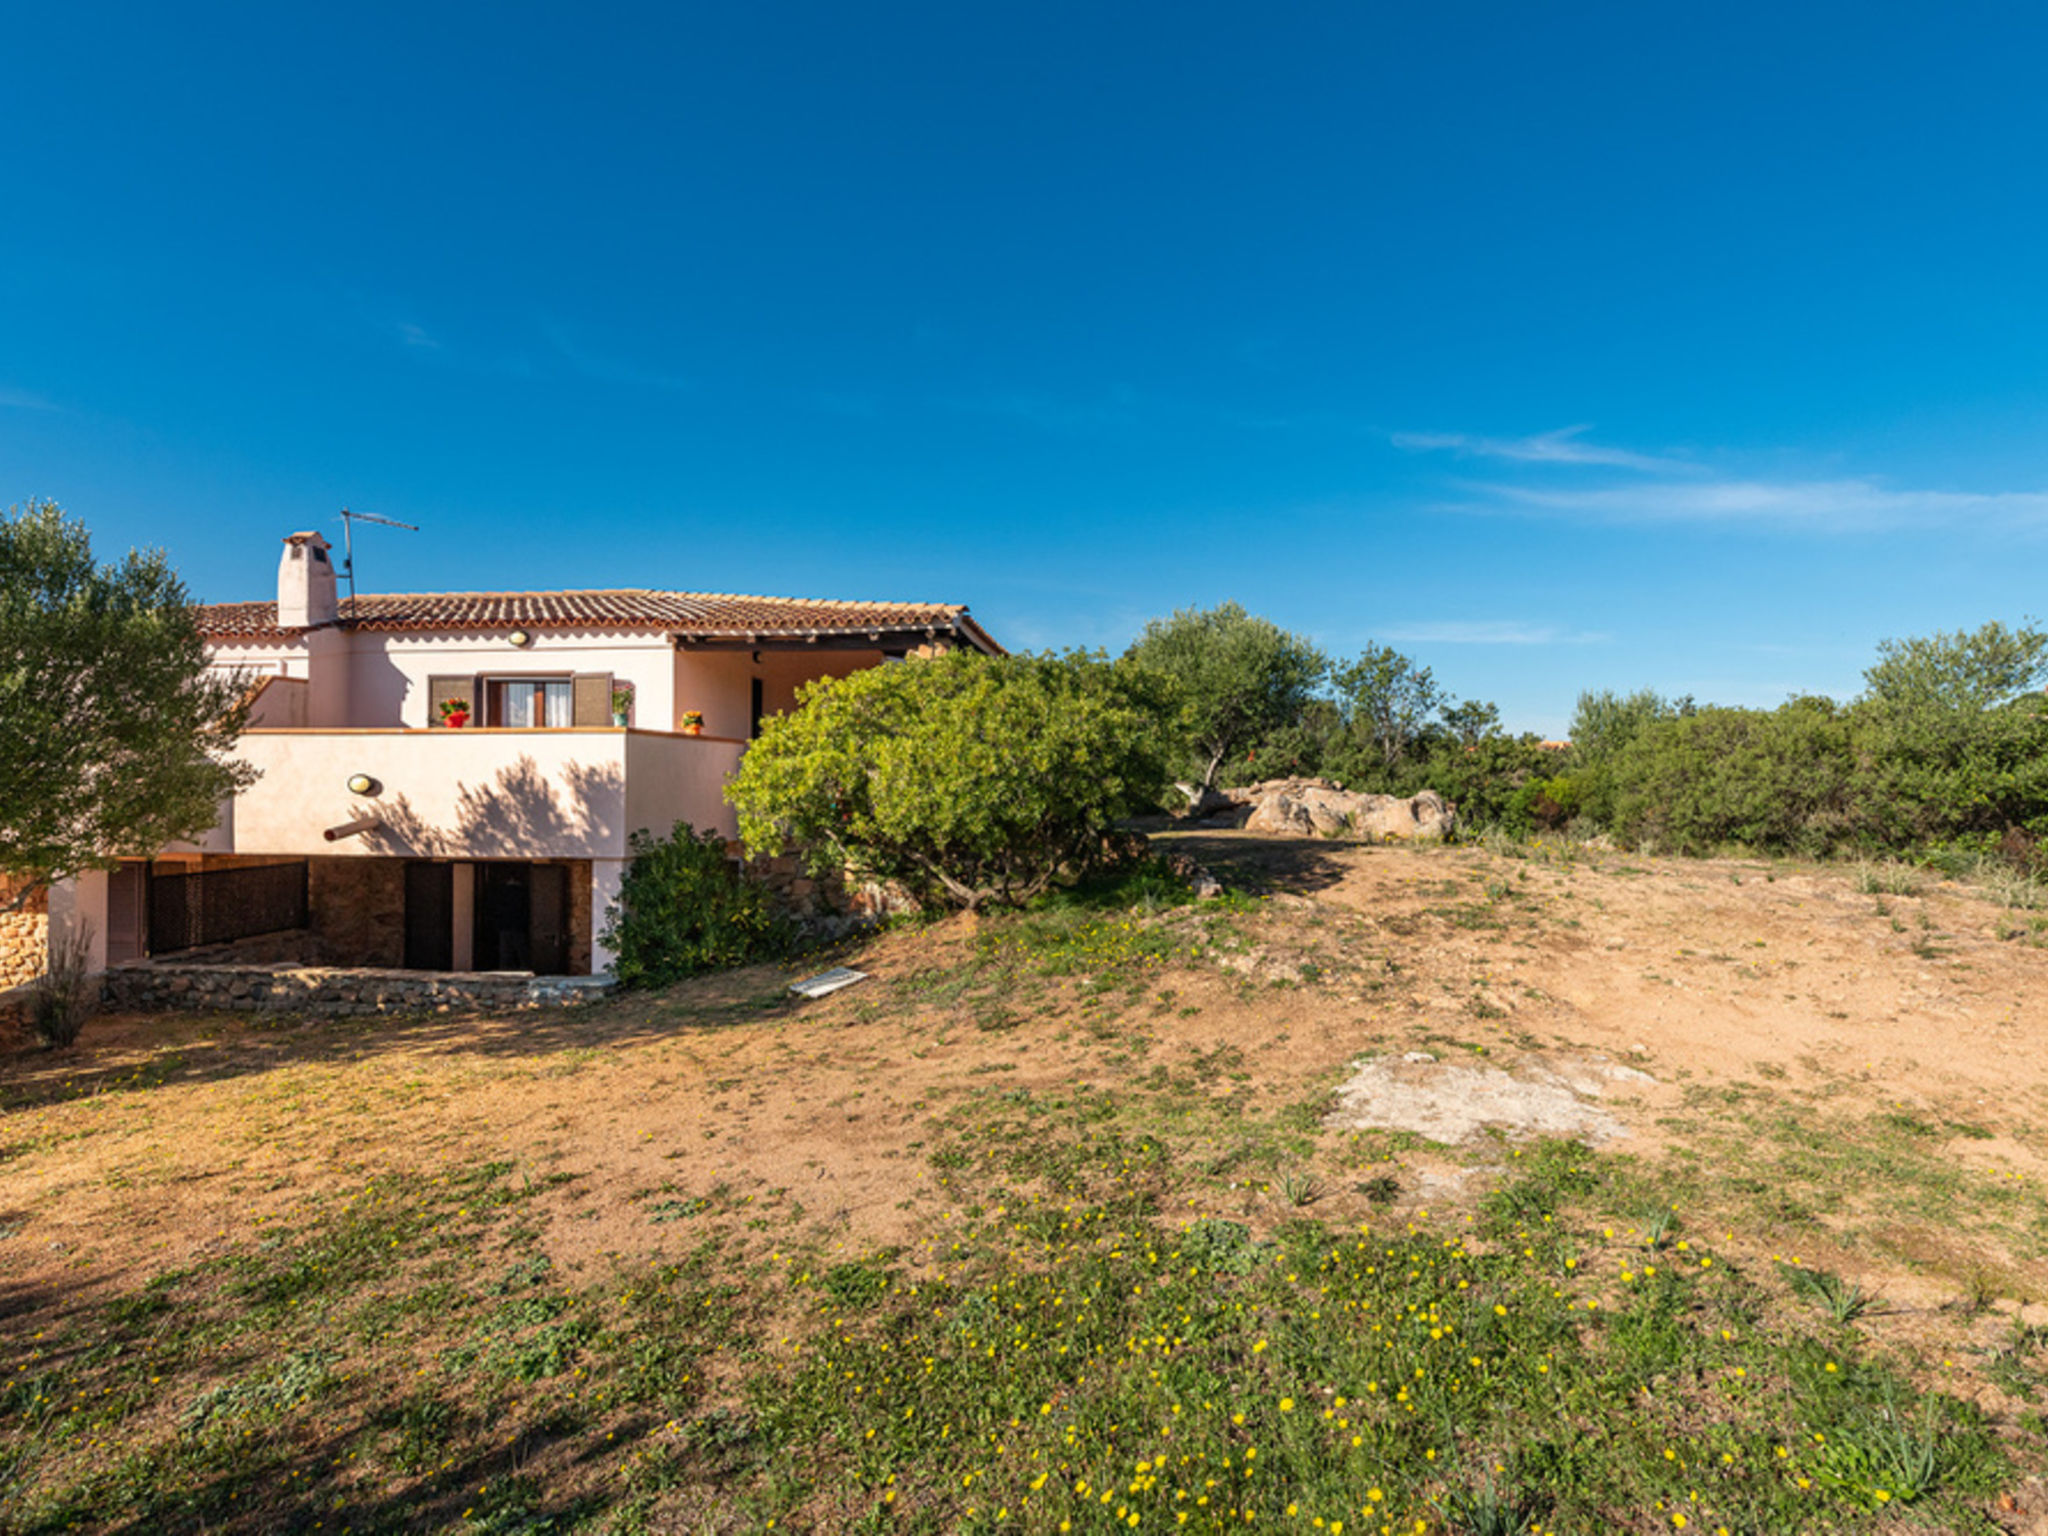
[1608,697,1860,855]
[1845,686,2048,848]
[600,822,791,988]
[728,650,1173,910]
[1376,735,1565,832]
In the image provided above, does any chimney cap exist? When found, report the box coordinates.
[283,530,330,547]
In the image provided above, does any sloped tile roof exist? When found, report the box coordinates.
[192,590,1002,653]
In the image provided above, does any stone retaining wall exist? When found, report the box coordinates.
[0,983,29,1039]
[103,962,612,1017]
[0,882,47,989]
[744,850,915,938]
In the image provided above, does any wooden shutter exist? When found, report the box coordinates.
[426,675,475,729]
[571,673,613,728]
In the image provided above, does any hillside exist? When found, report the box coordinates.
[4,835,2047,1533]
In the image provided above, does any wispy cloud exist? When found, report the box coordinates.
[0,385,58,411]
[395,322,442,350]
[1375,620,1609,646]
[1398,422,2048,534]
[1393,425,1695,474]
[1480,477,2048,531]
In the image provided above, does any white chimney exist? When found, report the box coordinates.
[278,531,339,628]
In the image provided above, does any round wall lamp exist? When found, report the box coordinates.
[508,629,533,648]
[346,773,381,797]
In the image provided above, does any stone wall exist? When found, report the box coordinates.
[564,860,593,975]
[743,850,916,939]
[104,961,611,1017]
[0,881,47,989]
[309,858,406,967]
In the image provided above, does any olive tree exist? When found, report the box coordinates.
[1125,603,1326,792]
[727,649,1171,910]
[0,501,255,910]
[1333,644,1443,770]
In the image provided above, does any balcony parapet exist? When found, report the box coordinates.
[194,728,746,859]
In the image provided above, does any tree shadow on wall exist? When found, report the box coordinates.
[364,755,624,859]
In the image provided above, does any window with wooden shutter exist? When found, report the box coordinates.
[426,675,476,729]
[571,673,613,728]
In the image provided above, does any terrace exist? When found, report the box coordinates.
[186,726,747,862]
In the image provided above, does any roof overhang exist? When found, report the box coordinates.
[672,618,1004,656]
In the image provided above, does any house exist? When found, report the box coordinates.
[48,531,1000,982]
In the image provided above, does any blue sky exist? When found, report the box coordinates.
[7,3,2048,735]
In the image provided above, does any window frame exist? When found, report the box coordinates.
[483,674,575,729]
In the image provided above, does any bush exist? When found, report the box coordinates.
[27,920,95,1049]
[1845,686,2048,848]
[600,823,791,989]
[1607,698,1859,856]
[728,650,1173,910]
[1406,736,1570,831]
[1499,773,1580,834]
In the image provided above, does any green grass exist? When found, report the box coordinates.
[1646,1098,2048,1279]
[0,1116,2023,1534]
[6,854,2044,1532]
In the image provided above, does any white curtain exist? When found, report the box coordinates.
[491,680,575,727]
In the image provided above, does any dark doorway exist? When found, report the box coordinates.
[403,862,454,970]
[474,864,531,971]
[750,676,765,739]
[473,862,572,972]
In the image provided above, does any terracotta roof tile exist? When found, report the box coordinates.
[193,589,1002,652]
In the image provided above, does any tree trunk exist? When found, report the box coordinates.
[0,879,47,917]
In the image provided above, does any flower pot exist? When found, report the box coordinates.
[682,723,703,736]
[612,711,629,728]
[444,712,469,729]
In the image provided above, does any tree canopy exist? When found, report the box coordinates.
[1861,619,2048,713]
[0,501,255,909]
[1125,602,1326,791]
[728,649,1172,910]
[1332,644,1445,770]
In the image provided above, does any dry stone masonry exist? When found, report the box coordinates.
[103,961,611,1017]
[0,882,47,989]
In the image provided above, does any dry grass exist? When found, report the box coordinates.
[5,838,2048,1531]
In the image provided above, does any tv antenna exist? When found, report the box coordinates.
[337,508,419,611]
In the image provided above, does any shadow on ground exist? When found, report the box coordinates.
[0,960,818,1111]
[1151,828,1370,898]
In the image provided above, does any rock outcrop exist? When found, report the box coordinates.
[1184,777,1455,842]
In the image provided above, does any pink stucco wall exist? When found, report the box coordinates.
[211,626,899,738]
